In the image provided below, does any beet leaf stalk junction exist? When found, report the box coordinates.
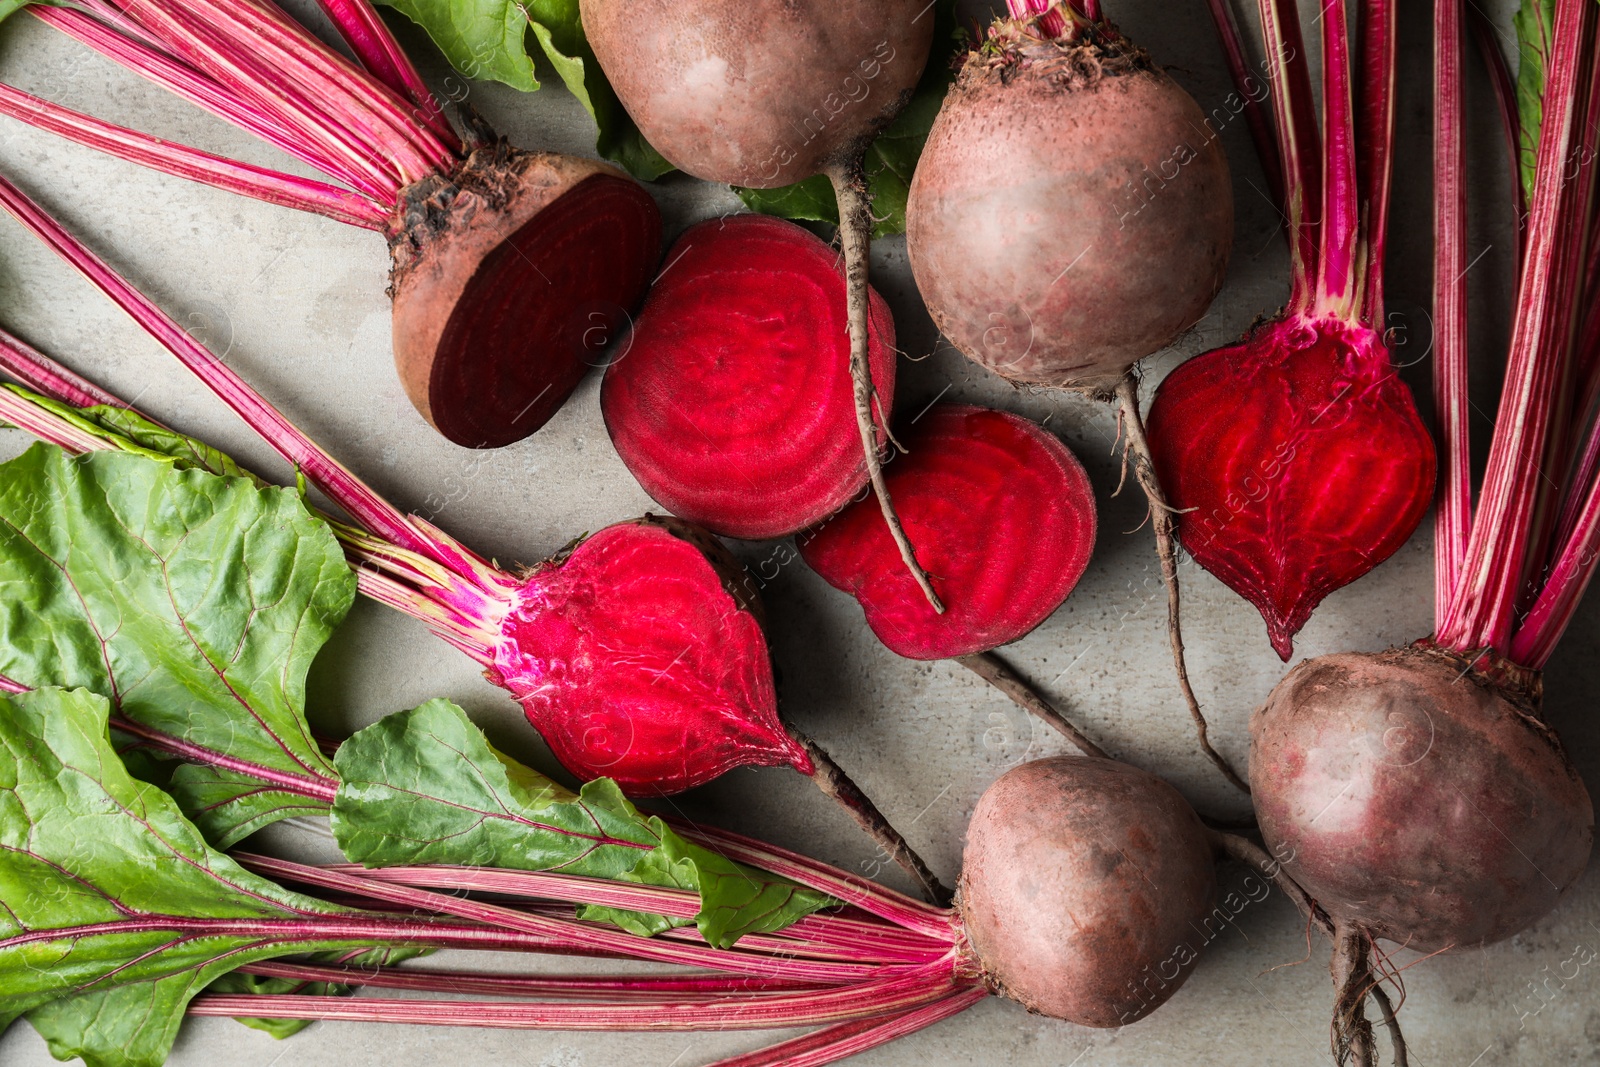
[0,170,949,904]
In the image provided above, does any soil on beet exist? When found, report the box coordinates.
[389,145,661,449]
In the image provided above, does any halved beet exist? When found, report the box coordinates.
[389,146,662,449]
[601,214,896,540]
[1146,318,1436,659]
[799,404,1095,659]
[487,515,810,796]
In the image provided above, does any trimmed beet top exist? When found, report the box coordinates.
[602,214,896,539]
[800,404,1095,659]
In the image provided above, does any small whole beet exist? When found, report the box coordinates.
[601,215,896,540]
[1251,646,1593,950]
[580,0,932,188]
[907,23,1232,391]
[958,756,1217,1027]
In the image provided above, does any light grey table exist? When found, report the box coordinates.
[0,1,1592,1064]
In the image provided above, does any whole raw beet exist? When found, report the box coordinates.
[1251,647,1593,950]
[958,756,1216,1027]
[580,0,934,187]
[907,31,1232,391]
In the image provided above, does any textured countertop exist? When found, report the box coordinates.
[1,1,1594,1064]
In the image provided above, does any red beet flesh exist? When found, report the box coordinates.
[1251,647,1593,950]
[959,756,1217,1026]
[390,149,662,448]
[488,516,809,795]
[601,215,896,540]
[799,405,1095,659]
[1146,318,1435,659]
[906,30,1232,391]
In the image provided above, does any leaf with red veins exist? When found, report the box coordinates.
[0,687,391,1064]
[0,442,351,844]
[331,698,832,948]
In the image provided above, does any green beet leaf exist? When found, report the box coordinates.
[332,699,833,948]
[1514,0,1557,205]
[0,688,392,1066]
[376,0,674,179]
[733,0,961,237]
[0,425,350,846]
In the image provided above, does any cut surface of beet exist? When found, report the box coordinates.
[799,404,1095,659]
[391,154,662,449]
[487,517,809,796]
[1147,318,1435,659]
[602,214,896,540]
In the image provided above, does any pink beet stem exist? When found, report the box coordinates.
[1432,0,1471,621]
[111,0,405,201]
[1466,2,1526,256]
[235,854,890,983]
[704,987,988,1067]
[112,718,339,800]
[668,820,958,943]
[0,172,457,567]
[1355,0,1396,322]
[128,0,422,195]
[332,865,947,962]
[0,81,388,228]
[312,0,458,149]
[0,385,122,455]
[1200,0,1286,211]
[0,327,121,408]
[187,960,963,1031]
[1257,0,1322,310]
[238,960,832,999]
[35,7,360,191]
[1437,0,1590,652]
[1311,0,1363,320]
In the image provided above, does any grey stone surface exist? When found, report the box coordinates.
[0,1,1593,1065]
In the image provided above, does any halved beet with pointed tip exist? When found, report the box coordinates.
[601,214,896,540]
[799,404,1096,659]
[1146,317,1435,659]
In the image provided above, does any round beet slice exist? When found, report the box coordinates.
[799,404,1095,659]
[602,214,897,540]
[390,148,662,449]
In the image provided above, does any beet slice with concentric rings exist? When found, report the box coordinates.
[800,404,1096,659]
[601,214,897,540]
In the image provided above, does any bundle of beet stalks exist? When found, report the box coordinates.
[0,0,662,447]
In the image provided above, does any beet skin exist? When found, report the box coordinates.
[580,0,933,186]
[389,146,661,448]
[958,757,1216,1027]
[1252,646,1593,950]
[907,30,1232,391]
